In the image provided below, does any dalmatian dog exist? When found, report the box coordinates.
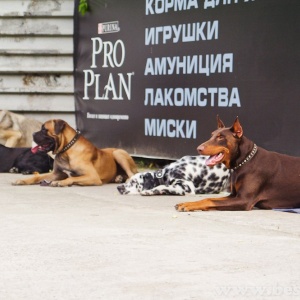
[117,155,230,196]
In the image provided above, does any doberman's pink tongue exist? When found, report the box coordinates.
[206,153,224,166]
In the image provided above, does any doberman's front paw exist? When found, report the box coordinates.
[12,179,26,186]
[175,202,196,212]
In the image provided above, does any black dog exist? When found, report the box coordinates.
[0,144,53,174]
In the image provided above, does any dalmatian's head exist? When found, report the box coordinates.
[117,170,164,195]
[117,173,145,195]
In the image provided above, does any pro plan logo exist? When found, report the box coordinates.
[98,21,120,34]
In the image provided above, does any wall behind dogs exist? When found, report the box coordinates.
[0,0,75,127]
[75,0,299,159]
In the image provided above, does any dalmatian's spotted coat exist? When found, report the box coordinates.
[117,155,230,196]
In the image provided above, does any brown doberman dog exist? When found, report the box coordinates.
[176,116,300,211]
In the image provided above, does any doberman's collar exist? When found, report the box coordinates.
[234,144,258,170]
[56,130,81,154]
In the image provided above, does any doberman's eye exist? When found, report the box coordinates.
[217,135,224,140]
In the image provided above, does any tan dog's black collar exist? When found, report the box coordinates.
[56,130,81,154]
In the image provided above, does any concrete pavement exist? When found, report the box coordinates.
[0,173,300,300]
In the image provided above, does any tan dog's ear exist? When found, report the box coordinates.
[54,119,66,135]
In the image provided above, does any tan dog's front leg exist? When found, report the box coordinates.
[50,171,102,187]
[12,171,68,186]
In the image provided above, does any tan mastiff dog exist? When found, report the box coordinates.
[13,119,137,187]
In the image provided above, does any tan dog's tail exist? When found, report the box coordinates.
[113,149,137,178]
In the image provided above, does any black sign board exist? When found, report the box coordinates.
[74,0,300,159]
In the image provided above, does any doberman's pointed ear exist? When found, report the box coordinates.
[217,115,225,128]
[54,119,66,135]
[231,117,243,138]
